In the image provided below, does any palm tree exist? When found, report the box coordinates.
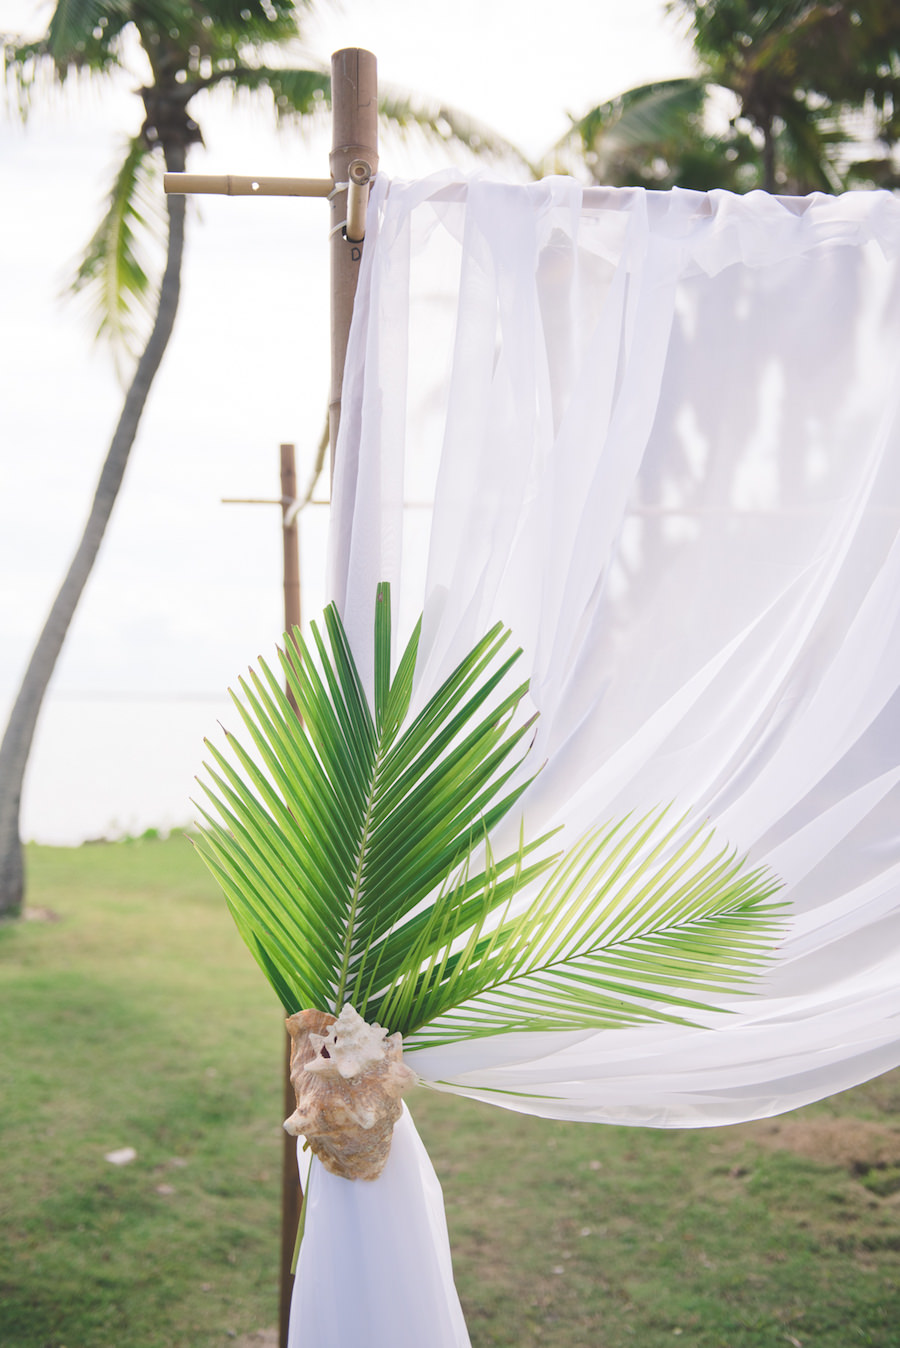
[0,3,523,920]
[548,0,900,194]
[0,1,330,919]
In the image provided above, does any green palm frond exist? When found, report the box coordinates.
[71,135,165,371]
[393,806,785,1050]
[569,79,705,152]
[210,64,329,120]
[548,79,706,180]
[194,583,553,1019]
[776,101,847,194]
[3,10,126,110]
[378,88,534,171]
[196,586,786,1050]
[203,71,526,156]
[194,0,306,44]
[45,0,129,69]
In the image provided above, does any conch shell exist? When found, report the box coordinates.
[284,1004,417,1181]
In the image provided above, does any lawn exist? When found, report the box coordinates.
[2,835,899,1347]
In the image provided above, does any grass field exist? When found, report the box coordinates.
[2,835,899,1347]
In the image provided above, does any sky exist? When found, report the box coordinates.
[1,0,696,842]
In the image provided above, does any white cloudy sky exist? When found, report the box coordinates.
[2,0,695,841]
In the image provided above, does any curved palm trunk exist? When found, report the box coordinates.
[0,144,187,917]
[761,116,777,192]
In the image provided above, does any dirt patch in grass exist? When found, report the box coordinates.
[234,1331,277,1348]
[743,1116,900,1175]
[22,905,61,922]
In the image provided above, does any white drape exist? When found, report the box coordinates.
[329,173,900,1127]
[290,171,900,1348]
[289,1106,471,1348]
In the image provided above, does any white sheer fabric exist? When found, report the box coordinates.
[287,172,900,1348]
[329,173,900,1129]
[289,1107,470,1348]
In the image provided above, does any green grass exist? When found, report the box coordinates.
[3,836,900,1347]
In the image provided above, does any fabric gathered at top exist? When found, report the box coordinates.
[328,173,900,1129]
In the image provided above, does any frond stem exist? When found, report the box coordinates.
[332,742,386,1010]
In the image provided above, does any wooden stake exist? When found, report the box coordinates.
[278,443,303,1348]
[329,48,379,480]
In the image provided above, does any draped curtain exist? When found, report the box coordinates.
[292,174,900,1346]
[330,173,900,1126]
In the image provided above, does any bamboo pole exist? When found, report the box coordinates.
[281,444,302,645]
[164,52,378,1348]
[329,48,379,479]
[163,173,332,197]
[278,53,378,1346]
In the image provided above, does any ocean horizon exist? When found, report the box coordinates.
[13,692,237,847]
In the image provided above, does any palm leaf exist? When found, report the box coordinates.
[573,79,704,151]
[194,583,552,1018]
[394,806,786,1049]
[45,0,130,72]
[377,87,533,171]
[210,64,330,121]
[197,587,786,1048]
[71,135,166,371]
[209,70,530,160]
[775,100,847,194]
[191,0,306,43]
[548,79,706,180]
[3,7,130,111]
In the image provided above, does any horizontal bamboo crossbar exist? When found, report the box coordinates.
[164,173,333,197]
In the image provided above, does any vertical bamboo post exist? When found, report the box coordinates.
[278,443,302,1348]
[280,444,302,642]
[279,52,378,1346]
[329,48,378,478]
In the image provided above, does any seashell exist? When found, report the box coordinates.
[284,1005,417,1181]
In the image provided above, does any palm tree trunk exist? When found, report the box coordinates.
[762,116,776,193]
[0,143,187,917]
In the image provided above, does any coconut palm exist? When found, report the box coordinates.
[549,0,900,194]
[195,583,785,1048]
[0,2,524,920]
